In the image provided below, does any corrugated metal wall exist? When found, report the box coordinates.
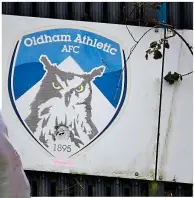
[25,170,192,197]
[167,2,193,29]
[2,2,193,29]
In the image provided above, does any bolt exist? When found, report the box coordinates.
[135,172,139,176]
[159,175,163,180]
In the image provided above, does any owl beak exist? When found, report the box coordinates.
[65,93,71,107]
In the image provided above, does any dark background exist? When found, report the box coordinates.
[2,2,193,29]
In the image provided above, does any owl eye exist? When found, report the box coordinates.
[52,82,62,90]
[76,84,85,93]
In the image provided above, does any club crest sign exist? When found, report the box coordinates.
[8,28,127,158]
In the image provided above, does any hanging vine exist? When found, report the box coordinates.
[123,2,193,85]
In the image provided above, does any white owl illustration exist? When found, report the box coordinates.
[25,55,105,148]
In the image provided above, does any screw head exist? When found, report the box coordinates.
[159,175,163,180]
[155,28,159,33]
[135,172,139,176]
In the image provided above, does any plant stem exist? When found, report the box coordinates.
[181,71,193,76]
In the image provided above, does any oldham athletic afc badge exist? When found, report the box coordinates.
[8,28,127,158]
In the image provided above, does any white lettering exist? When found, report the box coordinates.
[52,35,61,42]
[73,46,79,53]
[44,34,52,43]
[61,45,70,53]
[37,35,45,45]
[68,45,74,52]
[60,34,71,42]
[23,33,117,56]
[74,34,83,43]
[32,37,37,45]
[61,45,80,53]
[24,38,33,47]
[85,36,93,46]
[96,42,103,49]
[110,48,117,55]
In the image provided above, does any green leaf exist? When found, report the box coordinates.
[164,71,183,84]
[164,72,171,81]
[173,72,180,81]
[157,44,161,49]
[169,80,175,84]
[150,41,158,48]
[145,53,148,60]
[146,49,151,54]
[153,50,162,59]
[164,40,170,49]
[164,72,175,84]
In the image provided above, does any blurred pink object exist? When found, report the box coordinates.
[0,113,31,198]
